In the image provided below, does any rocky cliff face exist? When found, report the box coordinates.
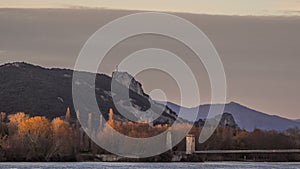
[110,71,181,124]
[112,71,145,96]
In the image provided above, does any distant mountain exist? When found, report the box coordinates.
[165,101,300,131]
[0,62,178,124]
[294,119,300,123]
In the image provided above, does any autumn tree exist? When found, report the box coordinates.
[7,112,29,134]
[48,117,74,160]
[107,108,114,127]
[0,112,8,160]
[17,116,52,161]
[0,112,7,136]
[65,107,71,123]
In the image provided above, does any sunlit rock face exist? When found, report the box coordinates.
[111,71,180,124]
[112,71,144,96]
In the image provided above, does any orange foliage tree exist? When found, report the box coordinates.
[108,108,114,127]
[7,112,29,134]
[17,116,52,160]
[49,117,74,159]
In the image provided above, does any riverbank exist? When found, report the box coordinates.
[77,152,203,162]
[0,162,299,169]
[77,152,300,162]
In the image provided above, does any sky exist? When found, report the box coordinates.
[0,0,300,16]
[0,2,299,119]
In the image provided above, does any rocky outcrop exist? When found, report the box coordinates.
[218,113,239,128]
[112,71,144,96]
[195,113,239,129]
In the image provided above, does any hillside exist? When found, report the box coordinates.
[0,62,178,124]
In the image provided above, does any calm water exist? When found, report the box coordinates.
[0,162,299,169]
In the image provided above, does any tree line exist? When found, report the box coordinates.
[0,108,299,161]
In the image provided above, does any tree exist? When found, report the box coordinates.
[17,116,52,161]
[108,108,114,127]
[0,112,7,136]
[48,118,74,160]
[8,112,29,134]
[65,107,71,123]
[0,112,6,122]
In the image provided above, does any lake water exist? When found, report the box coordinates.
[0,162,299,169]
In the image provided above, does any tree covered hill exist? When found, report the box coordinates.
[0,62,178,124]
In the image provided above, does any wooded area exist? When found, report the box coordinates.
[0,108,299,161]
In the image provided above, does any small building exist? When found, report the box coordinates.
[186,134,195,154]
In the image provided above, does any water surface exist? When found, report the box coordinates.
[0,162,299,169]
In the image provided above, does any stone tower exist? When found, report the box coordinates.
[186,134,195,154]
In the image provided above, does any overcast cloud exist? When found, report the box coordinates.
[0,8,299,119]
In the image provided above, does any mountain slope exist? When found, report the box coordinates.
[166,101,300,131]
[0,62,178,124]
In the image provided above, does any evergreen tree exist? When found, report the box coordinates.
[65,107,71,123]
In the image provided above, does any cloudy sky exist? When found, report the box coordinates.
[0,0,300,16]
[0,2,299,119]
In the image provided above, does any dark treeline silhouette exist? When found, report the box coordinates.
[0,108,299,162]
